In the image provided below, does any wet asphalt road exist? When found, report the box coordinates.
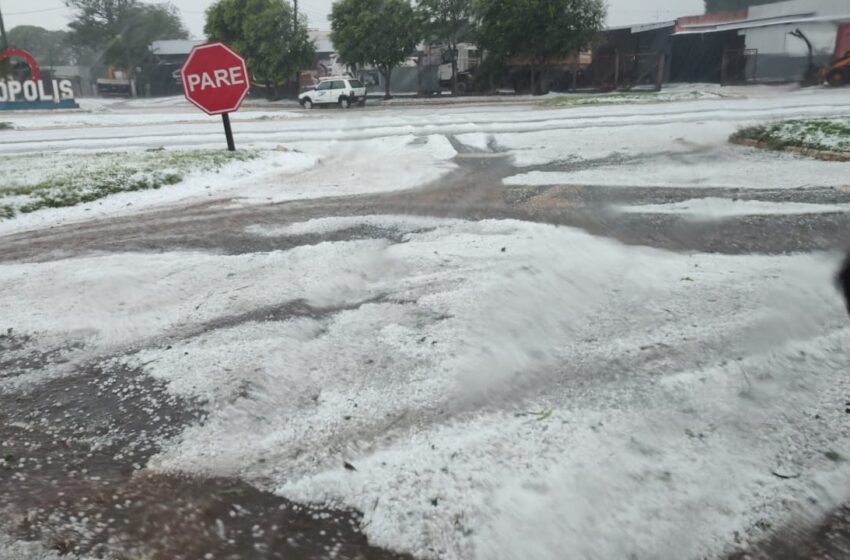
[3,145,850,264]
[1,131,850,559]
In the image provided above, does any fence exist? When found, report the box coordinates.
[721,49,758,85]
[590,51,666,91]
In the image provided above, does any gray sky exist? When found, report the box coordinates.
[1,0,705,38]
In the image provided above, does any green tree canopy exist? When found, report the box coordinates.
[330,0,421,98]
[704,0,775,13]
[65,0,188,77]
[205,0,315,99]
[6,26,75,66]
[475,0,605,94]
[419,0,474,94]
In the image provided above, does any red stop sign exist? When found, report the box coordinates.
[180,42,250,115]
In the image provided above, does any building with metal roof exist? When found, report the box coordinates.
[595,0,850,85]
[671,0,850,82]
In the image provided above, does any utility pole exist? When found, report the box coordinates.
[0,1,9,52]
[0,1,10,79]
[293,0,300,98]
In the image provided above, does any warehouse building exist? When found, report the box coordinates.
[597,0,850,86]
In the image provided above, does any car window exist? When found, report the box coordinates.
[317,81,331,91]
[332,80,345,90]
[349,80,364,89]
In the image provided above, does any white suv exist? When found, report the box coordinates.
[299,77,367,109]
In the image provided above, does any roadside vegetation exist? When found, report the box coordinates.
[64,0,189,90]
[0,149,256,219]
[205,0,315,100]
[731,117,850,157]
[474,0,605,95]
[328,0,605,98]
[544,89,729,107]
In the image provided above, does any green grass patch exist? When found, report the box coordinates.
[0,149,257,219]
[543,90,726,107]
[732,117,850,153]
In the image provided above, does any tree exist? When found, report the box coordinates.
[6,26,75,66]
[704,0,774,13]
[65,0,188,80]
[419,0,474,95]
[330,0,421,99]
[475,0,605,94]
[205,0,315,100]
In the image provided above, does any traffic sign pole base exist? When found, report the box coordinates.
[222,113,236,151]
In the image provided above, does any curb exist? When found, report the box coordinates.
[731,137,850,162]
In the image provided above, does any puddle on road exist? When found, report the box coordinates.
[728,504,850,560]
[0,332,85,382]
[0,335,410,560]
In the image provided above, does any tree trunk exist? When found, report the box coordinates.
[540,62,549,94]
[125,57,136,98]
[450,42,459,96]
[452,56,459,95]
[571,57,578,92]
[383,66,392,99]
[530,61,537,95]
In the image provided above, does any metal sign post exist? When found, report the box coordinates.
[222,113,235,151]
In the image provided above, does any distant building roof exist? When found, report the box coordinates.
[676,10,748,29]
[605,21,676,34]
[44,65,91,79]
[603,1,850,39]
[151,40,205,56]
[309,29,335,53]
[630,21,677,33]
[673,12,850,35]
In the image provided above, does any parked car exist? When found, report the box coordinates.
[299,77,367,109]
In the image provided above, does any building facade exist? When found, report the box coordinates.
[743,0,850,80]
[597,0,850,86]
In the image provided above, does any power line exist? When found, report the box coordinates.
[6,6,65,16]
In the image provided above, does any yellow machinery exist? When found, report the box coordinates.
[825,22,850,86]
[825,51,850,87]
[790,27,850,87]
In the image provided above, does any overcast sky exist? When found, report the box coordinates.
[1,0,705,38]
